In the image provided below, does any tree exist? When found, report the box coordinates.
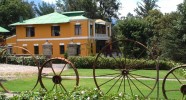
[96,0,120,21]
[34,1,55,16]
[134,0,159,17]
[0,0,35,32]
[56,0,121,21]
[113,17,149,46]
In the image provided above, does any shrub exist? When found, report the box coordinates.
[68,56,180,70]
[0,55,46,66]
[3,87,145,100]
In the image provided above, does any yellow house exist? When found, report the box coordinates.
[6,11,112,57]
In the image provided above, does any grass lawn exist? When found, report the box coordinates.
[0,69,184,99]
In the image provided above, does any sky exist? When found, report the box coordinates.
[35,0,183,18]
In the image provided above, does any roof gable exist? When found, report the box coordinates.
[10,12,70,26]
[0,27,9,32]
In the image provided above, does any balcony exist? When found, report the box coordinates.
[94,33,110,40]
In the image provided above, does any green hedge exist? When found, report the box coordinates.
[68,56,180,70]
[0,55,46,66]
[0,55,180,70]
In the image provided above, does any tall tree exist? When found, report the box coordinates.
[56,0,120,21]
[34,1,55,16]
[0,0,35,31]
[134,0,159,17]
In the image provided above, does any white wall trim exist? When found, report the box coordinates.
[17,37,90,42]
[6,35,16,40]
[59,43,64,45]
[7,43,16,45]
[22,44,27,46]
[34,44,39,46]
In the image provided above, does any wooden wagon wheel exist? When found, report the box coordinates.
[39,57,79,92]
[93,39,158,98]
[162,64,186,99]
[0,46,39,92]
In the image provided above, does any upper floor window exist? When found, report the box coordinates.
[26,27,35,37]
[95,24,106,34]
[51,26,60,36]
[75,24,81,35]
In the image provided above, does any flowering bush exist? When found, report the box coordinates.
[1,87,145,100]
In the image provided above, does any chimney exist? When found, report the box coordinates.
[19,16,23,23]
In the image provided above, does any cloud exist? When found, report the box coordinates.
[41,0,56,4]
[119,0,183,18]
[40,0,183,18]
[157,0,182,13]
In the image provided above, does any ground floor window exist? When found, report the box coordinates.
[96,40,106,53]
[91,43,93,54]
[60,45,65,54]
[8,46,13,54]
[34,45,39,54]
[77,44,81,55]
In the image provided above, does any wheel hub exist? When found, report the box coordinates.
[180,84,186,95]
[122,69,129,76]
[52,75,62,84]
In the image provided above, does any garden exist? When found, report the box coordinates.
[0,54,184,100]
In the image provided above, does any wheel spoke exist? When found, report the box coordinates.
[110,53,122,69]
[128,76,145,97]
[133,59,150,69]
[99,74,121,87]
[117,76,124,92]
[126,75,133,95]
[96,72,120,77]
[52,84,56,90]
[130,73,156,79]
[60,83,67,93]
[59,63,67,75]
[129,74,153,90]
[106,75,122,94]
[124,75,126,93]
[49,62,56,75]
[165,89,180,92]
[172,72,182,85]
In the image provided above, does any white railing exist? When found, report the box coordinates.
[95,33,108,37]
[94,33,110,40]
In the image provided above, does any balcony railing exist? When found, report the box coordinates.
[94,33,110,40]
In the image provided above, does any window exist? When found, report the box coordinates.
[75,25,81,35]
[95,24,106,34]
[22,47,27,54]
[26,27,35,37]
[8,46,13,54]
[34,45,39,54]
[91,43,93,54]
[90,24,93,36]
[77,44,81,55]
[51,26,60,36]
[107,26,110,36]
[60,45,65,54]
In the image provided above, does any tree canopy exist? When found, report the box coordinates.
[34,1,55,16]
[135,0,159,17]
[56,0,121,21]
[0,0,35,31]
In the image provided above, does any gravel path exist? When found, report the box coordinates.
[0,64,63,80]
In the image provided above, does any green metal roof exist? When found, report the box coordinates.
[69,15,88,20]
[0,27,9,32]
[10,11,89,26]
[10,12,70,26]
